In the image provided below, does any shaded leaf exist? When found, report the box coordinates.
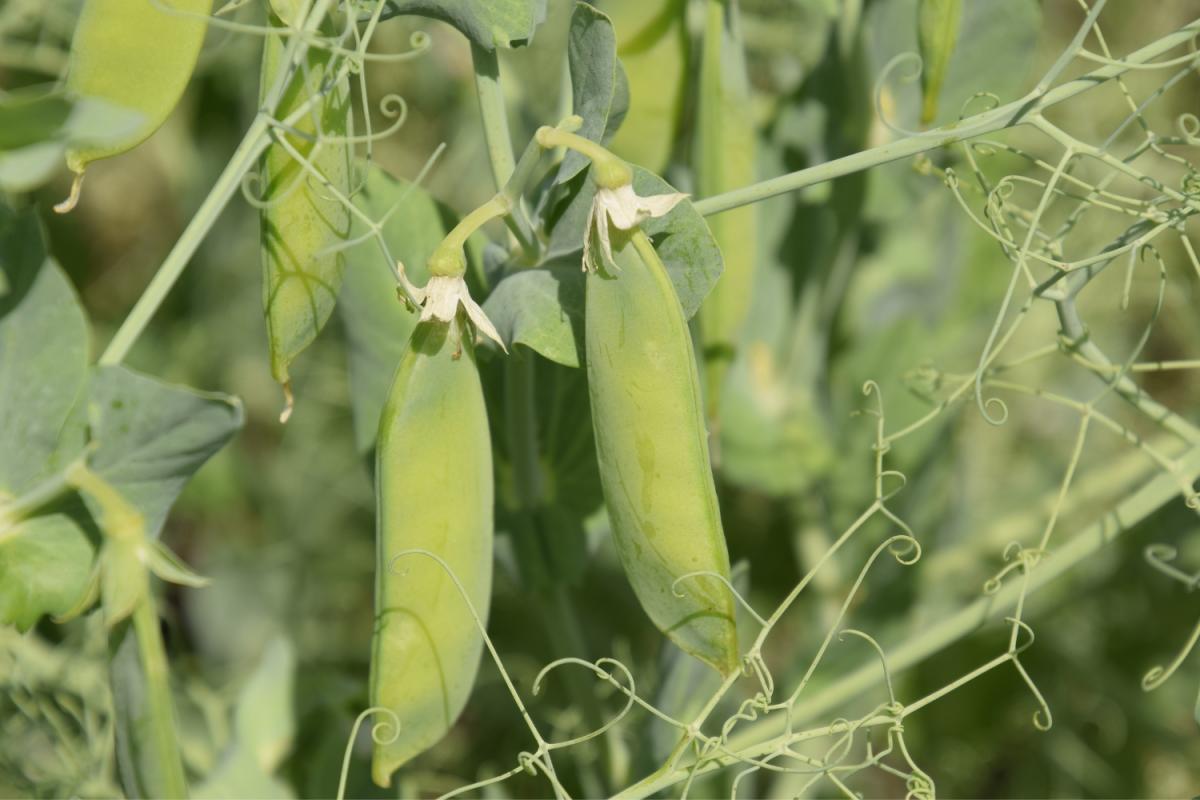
[559,2,619,182]
[0,206,89,497]
[87,365,244,538]
[195,637,297,799]
[380,0,547,49]
[482,259,585,367]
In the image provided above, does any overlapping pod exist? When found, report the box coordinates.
[258,18,353,391]
[64,0,211,175]
[370,318,493,787]
[696,0,757,414]
[586,227,739,675]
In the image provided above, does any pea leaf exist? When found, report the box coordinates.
[0,205,89,496]
[513,166,721,366]
[558,2,619,183]
[340,164,447,453]
[0,89,143,192]
[380,0,547,49]
[194,638,296,799]
[0,512,95,631]
[482,259,585,368]
[0,204,92,629]
[0,89,72,151]
[86,366,244,539]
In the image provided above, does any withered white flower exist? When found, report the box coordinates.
[583,183,687,273]
[396,262,506,352]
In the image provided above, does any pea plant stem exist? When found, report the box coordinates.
[617,445,1200,798]
[99,0,338,367]
[692,15,1200,218]
[470,43,516,186]
[469,42,538,256]
[128,591,189,799]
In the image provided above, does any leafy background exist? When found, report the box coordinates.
[2,0,1199,797]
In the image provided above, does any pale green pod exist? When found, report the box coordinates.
[918,0,963,125]
[696,0,757,416]
[259,20,353,389]
[606,0,688,174]
[65,0,212,174]
[370,318,494,787]
[586,228,738,675]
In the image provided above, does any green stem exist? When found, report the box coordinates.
[616,446,1200,798]
[534,126,629,185]
[692,15,1200,217]
[99,0,338,366]
[470,42,539,257]
[470,42,516,186]
[131,592,188,799]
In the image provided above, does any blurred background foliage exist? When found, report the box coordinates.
[2,0,1199,797]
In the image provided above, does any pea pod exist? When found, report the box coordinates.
[586,227,739,675]
[259,18,353,396]
[370,317,493,786]
[696,0,757,418]
[918,0,963,125]
[64,0,211,176]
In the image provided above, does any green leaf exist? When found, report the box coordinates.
[234,638,296,770]
[86,365,244,538]
[0,512,94,631]
[482,259,585,368]
[146,540,211,588]
[0,89,72,151]
[194,637,297,799]
[918,0,963,124]
[0,206,89,497]
[340,164,448,453]
[380,0,547,49]
[558,2,619,183]
[605,0,688,173]
[0,91,144,192]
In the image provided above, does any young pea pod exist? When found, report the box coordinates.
[370,316,494,787]
[696,0,757,417]
[586,225,739,675]
[259,19,353,400]
[64,0,211,177]
[918,0,963,125]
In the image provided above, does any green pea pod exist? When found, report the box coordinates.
[918,0,963,125]
[696,0,757,417]
[64,0,211,175]
[370,318,494,786]
[259,19,353,397]
[606,0,688,174]
[586,228,738,675]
